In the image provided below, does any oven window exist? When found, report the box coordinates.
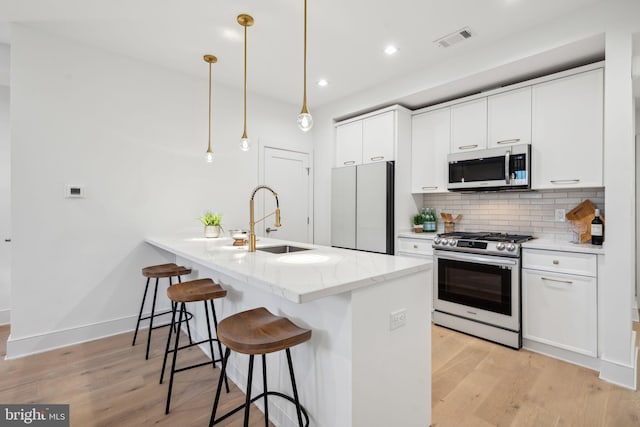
[438,258,512,315]
[449,155,505,183]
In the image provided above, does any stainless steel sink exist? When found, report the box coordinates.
[256,245,311,254]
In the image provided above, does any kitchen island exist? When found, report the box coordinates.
[146,235,432,427]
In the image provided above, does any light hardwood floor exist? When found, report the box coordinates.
[2,324,640,426]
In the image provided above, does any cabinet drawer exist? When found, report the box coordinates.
[522,248,596,277]
[397,238,433,256]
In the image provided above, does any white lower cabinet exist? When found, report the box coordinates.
[397,236,433,311]
[522,249,597,357]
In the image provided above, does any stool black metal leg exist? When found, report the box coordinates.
[286,348,305,427]
[132,277,150,346]
[176,275,194,345]
[244,355,255,427]
[159,299,178,384]
[262,354,269,427]
[209,348,231,427]
[145,278,160,360]
[165,302,185,414]
[203,301,216,371]
[210,300,230,393]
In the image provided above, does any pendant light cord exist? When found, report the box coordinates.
[303,0,307,110]
[243,24,248,138]
[208,61,212,151]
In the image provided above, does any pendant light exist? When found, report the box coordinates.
[297,0,313,132]
[238,14,254,152]
[203,54,217,163]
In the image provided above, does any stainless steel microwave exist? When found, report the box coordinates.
[447,143,531,191]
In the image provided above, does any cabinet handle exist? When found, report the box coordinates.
[370,156,384,161]
[4,239,10,242]
[422,186,438,190]
[343,161,356,166]
[541,277,573,285]
[458,144,479,150]
[413,244,418,249]
[552,260,559,265]
[550,179,580,184]
[496,138,520,145]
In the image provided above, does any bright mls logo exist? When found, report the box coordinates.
[0,404,69,426]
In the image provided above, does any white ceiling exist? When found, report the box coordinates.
[0,0,614,107]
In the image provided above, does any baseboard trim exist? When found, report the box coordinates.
[599,356,636,390]
[5,314,142,360]
[0,308,9,325]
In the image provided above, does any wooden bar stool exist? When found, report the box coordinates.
[209,307,312,427]
[133,263,193,360]
[162,278,229,414]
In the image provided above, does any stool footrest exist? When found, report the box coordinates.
[211,391,309,426]
[166,338,223,355]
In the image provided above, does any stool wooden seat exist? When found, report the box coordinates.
[218,307,311,355]
[163,278,229,414]
[209,307,311,427]
[133,263,193,360]
[142,263,192,278]
[167,278,227,303]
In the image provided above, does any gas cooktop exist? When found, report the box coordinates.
[433,231,534,257]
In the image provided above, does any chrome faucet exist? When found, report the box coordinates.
[249,185,281,252]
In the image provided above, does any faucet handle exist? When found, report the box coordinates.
[274,208,282,227]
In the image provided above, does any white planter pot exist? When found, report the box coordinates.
[204,225,221,238]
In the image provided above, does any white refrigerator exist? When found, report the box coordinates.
[331,161,394,255]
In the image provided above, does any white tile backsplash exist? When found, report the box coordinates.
[421,188,605,240]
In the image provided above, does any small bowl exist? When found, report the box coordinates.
[229,229,248,241]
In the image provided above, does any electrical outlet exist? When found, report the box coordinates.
[555,209,566,222]
[389,309,407,331]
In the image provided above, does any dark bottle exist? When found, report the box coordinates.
[591,208,604,245]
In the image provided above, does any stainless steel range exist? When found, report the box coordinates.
[432,232,534,349]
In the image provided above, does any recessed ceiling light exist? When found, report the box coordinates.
[220,28,242,42]
[384,45,398,55]
[317,79,329,87]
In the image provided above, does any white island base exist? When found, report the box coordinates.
[147,236,432,427]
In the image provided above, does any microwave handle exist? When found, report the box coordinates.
[504,151,510,184]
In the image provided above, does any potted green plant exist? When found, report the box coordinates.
[198,212,224,238]
[412,213,424,233]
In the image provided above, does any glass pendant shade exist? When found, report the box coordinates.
[206,151,214,162]
[239,137,251,152]
[297,112,313,131]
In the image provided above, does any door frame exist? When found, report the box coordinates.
[258,145,314,244]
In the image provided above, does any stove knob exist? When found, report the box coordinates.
[449,239,457,246]
[496,242,506,251]
[506,243,516,251]
[440,238,448,245]
[433,237,441,245]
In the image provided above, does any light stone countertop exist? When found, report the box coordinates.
[522,238,605,255]
[146,235,432,304]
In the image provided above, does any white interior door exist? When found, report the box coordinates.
[0,86,10,325]
[263,147,312,243]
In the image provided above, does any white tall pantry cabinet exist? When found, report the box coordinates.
[411,108,450,193]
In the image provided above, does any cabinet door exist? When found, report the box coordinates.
[411,108,450,193]
[531,69,603,189]
[450,98,487,153]
[523,269,597,356]
[362,111,395,163]
[335,121,363,167]
[487,87,531,148]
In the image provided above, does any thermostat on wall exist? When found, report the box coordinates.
[65,185,86,198]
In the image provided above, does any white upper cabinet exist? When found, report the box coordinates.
[335,111,395,167]
[411,108,450,193]
[450,98,487,153]
[335,120,363,167]
[487,86,532,148]
[531,69,604,189]
[362,111,395,164]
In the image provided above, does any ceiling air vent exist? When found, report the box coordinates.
[434,27,473,48]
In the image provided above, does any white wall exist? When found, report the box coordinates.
[8,25,311,356]
[314,0,640,388]
[0,83,10,325]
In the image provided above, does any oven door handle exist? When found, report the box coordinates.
[434,251,518,267]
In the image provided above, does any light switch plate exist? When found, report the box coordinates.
[555,209,566,222]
